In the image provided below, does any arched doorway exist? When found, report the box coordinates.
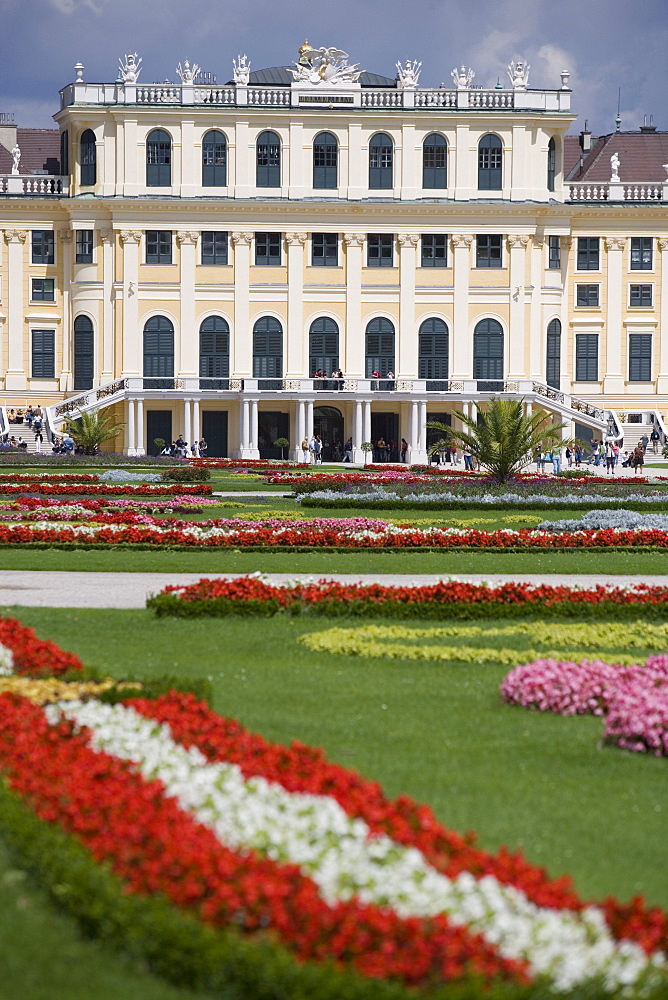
[313,406,344,462]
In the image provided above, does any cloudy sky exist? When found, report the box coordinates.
[2,0,667,135]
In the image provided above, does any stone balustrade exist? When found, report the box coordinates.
[0,174,69,196]
[568,182,666,203]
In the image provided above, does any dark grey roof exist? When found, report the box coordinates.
[239,66,397,88]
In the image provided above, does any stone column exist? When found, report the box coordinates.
[409,399,419,458]
[603,236,626,393]
[294,399,306,461]
[241,398,250,452]
[363,399,372,447]
[59,229,73,391]
[231,231,252,376]
[183,398,192,449]
[343,233,364,375]
[126,398,136,455]
[4,230,27,390]
[192,398,200,447]
[400,123,418,200]
[306,398,314,442]
[288,121,303,198]
[451,235,473,379]
[398,233,419,376]
[353,399,363,461]
[657,239,668,393]
[120,230,142,376]
[100,229,115,382]
[559,236,572,392]
[347,123,363,200]
[530,233,544,379]
[136,397,145,455]
[285,232,307,375]
[249,399,259,458]
[416,399,428,463]
[176,230,199,376]
[507,234,530,379]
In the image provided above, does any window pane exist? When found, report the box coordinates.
[577,237,599,270]
[629,334,652,381]
[421,234,448,267]
[630,284,652,307]
[548,235,561,269]
[312,233,338,266]
[32,231,54,264]
[630,238,652,270]
[75,230,93,264]
[32,329,55,378]
[576,284,599,307]
[201,232,228,265]
[576,334,598,381]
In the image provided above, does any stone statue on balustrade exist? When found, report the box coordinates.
[451,65,475,89]
[118,53,142,83]
[11,144,20,175]
[233,55,250,85]
[290,43,363,85]
[396,59,421,89]
[610,152,621,182]
[176,60,200,84]
[508,60,530,89]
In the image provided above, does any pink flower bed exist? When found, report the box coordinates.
[501,657,668,755]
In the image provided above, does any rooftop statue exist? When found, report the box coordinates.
[232,54,250,85]
[508,59,530,90]
[118,53,142,84]
[396,59,421,89]
[176,60,200,84]
[290,43,363,85]
[11,144,21,175]
[610,152,621,182]
[451,65,475,89]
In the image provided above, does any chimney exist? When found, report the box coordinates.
[579,120,592,152]
[0,113,17,153]
[639,114,657,133]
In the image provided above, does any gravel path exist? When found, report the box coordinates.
[0,571,667,609]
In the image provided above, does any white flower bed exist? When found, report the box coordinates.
[0,642,14,676]
[539,509,668,531]
[98,469,163,483]
[301,488,667,505]
[43,698,666,993]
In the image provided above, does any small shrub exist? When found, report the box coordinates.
[160,466,211,483]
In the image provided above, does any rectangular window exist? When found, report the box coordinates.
[32,329,55,378]
[577,237,600,270]
[145,230,173,264]
[575,333,598,382]
[311,233,338,267]
[630,237,652,270]
[629,284,653,307]
[628,333,652,382]
[548,235,561,269]
[255,232,282,266]
[576,284,599,307]
[75,230,94,264]
[201,232,228,266]
[421,234,448,268]
[31,278,55,302]
[367,234,394,267]
[31,230,54,265]
[476,234,502,268]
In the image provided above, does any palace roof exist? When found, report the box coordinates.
[0,128,61,175]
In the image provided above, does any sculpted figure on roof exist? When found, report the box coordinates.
[290,43,363,85]
[508,59,530,89]
[176,60,200,84]
[233,54,250,85]
[119,53,142,83]
[396,59,421,89]
[451,65,475,89]
[610,152,620,182]
[11,144,20,175]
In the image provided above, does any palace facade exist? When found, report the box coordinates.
[1,44,667,459]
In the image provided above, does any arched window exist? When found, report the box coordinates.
[202,130,227,187]
[73,315,94,390]
[200,316,229,389]
[546,318,561,389]
[473,318,504,387]
[365,318,395,383]
[369,133,393,190]
[60,130,69,177]
[146,129,171,187]
[478,134,502,191]
[143,315,174,388]
[309,317,339,377]
[253,316,283,387]
[423,133,447,189]
[313,131,338,189]
[80,129,96,186]
[419,318,449,388]
[256,130,281,188]
[547,137,556,192]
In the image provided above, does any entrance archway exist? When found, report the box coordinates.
[313,406,344,462]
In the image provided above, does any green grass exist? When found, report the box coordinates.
[0,547,668,574]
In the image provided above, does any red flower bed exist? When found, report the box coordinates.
[0,617,83,676]
[127,690,668,955]
[0,483,211,496]
[0,693,526,989]
[0,473,99,483]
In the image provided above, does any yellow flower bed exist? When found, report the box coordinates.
[0,676,140,705]
[297,622,659,666]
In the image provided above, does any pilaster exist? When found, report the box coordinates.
[4,230,27,390]
[58,229,73,390]
[529,233,544,379]
[176,230,199,376]
[343,233,364,375]
[657,238,668,392]
[285,232,307,375]
[100,229,115,381]
[398,233,418,376]
[231,231,252,375]
[603,236,626,393]
[507,234,529,378]
[120,230,141,376]
[451,234,473,378]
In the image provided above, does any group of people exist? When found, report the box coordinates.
[313,369,345,390]
[160,436,208,459]
[2,405,47,453]
[301,435,323,464]
[371,371,395,391]
[7,405,42,427]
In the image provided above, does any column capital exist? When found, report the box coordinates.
[532,233,545,249]
[397,233,419,249]
[451,233,473,249]
[176,230,199,246]
[561,235,573,250]
[343,232,365,247]
[58,229,73,244]
[119,229,142,244]
[658,237,668,252]
[507,234,530,250]
[99,228,114,245]
[3,229,27,244]
[231,230,253,246]
[605,236,626,252]
[285,231,308,246]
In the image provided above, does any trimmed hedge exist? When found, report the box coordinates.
[0,783,544,1000]
[160,466,212,484]
[299,497,668,511]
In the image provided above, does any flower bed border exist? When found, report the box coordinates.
[300,498,668,511]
